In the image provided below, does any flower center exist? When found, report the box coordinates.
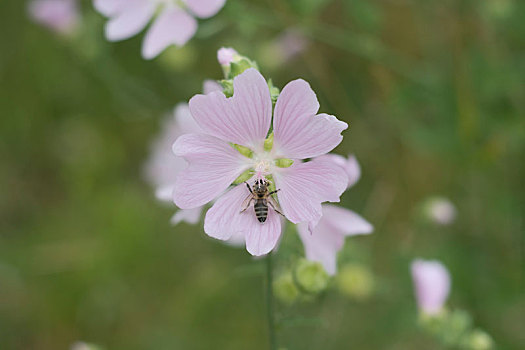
[253,153,275,177]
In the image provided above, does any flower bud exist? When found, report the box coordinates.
[273,272,299,304]
[464,329,494,350]
[217,47,239,66]
[424,197,457,225]
[336,263,374,300]
[294,258,329,294]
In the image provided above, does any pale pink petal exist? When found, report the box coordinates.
[273,79,348,159]
[171,206,203,225]
[321,205,372,236]
[273,157,348,224]
[217,47,238,65]
[411,259,451,315]
[105,0,155,41]
[189,68,272,150]
[203,80,222,95]
[28,0,79,35]
[204,183,282,255]
[297,220,343,275]
[174,103,201,135]
[184,0,226,18]
[93,0,127,16]
[142,7,197,59]
[318,153,362,189]
[172,134,250,209]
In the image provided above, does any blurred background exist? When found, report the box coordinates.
[0,0,523,349]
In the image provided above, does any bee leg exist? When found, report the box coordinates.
[267,196,285,217]
[244,181,253,194]
[268,189,280,196]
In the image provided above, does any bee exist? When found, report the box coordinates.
[240,179,283,223]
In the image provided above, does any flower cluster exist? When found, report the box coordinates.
[93,0,226,59]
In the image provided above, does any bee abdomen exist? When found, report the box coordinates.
[254,200,268,223]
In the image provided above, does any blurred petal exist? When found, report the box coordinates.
[189,68,272,150]
[171,206,203,225]
[202,80,222,94]
[217,47,238,65]
[184,0,226,18]
[174,103,201,134]
[411,259,451,314]
[274,157,348,224]
[105,0,155,41]
[322,205,373,236]
[142,7,197,59]
[273,79,347,159]
[172,134,250,209]
[297,220,342,275]
[94,0,126,16]
[28,0,79,34]
[318,153,362,189]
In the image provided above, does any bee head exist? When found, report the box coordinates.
[253,178,269,193]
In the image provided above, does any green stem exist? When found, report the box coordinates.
[266,254,277,350]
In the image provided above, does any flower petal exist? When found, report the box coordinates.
[273,157,348,224]
[184,0,226,18]
[322,205,373,236]
[297,220,343,275]
[321,153,361,189]
[171,206,203,225]
[204,183,282,255]
[142,6,197,59]
[411,259,451,314]
[105,0,155,41]
[202,80,222,95]
[172,134,250,209]
[28,0,79,34]
[273,79,347,159]
[189,68,272,150]
[94,0,126,17]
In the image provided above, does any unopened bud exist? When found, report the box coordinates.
[295,258,329,294]
[336,263,374,300]
[465,329,494,350]
[273,272,299,304]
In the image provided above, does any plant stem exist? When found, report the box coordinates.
[266,254,277,350]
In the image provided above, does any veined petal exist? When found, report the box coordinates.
[204,183,282,255]
[189,68,272,151]
[273,157,348,224]
[320,153,361,189]
[172,134,250,209]
[105,0,155,41]
[322,205,373,236]
[94,0,127,16]
[142,6,197,59]
[171,206,203,225]
[297,220,343,275]
[273,79,347,159]
[184,0,226,18]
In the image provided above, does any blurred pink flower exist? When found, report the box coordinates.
[411,259,451,315]
[217,47,238,65]
[28,0,80,35]
[93,0,226,59]
[145,80,221,225]
[174,68,348,256]
[426,197,457,225]
[297,155,373,275]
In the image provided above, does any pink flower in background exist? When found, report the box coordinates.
[93,0,226,59]
[217,47,238,65]
[174,68,348,256]
[28,0,80,35]
[297,155,373,275]
[426,197,457,225]
[411,259,451,315]
[145,81,221,225]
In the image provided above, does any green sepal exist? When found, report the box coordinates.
[233,169,254,184]
[268,79,280,104]
[220,79,234,97]
[230,143,253,158]
[228,58,259,79]
[275,158,294,168]
[264,132,274,152]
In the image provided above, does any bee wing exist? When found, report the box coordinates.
[267,196,284,217]
[240,194,254,213]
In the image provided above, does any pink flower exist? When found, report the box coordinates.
[217,47,238,65]
[297,155,373,275]
[411,259,451,315]
[174,68,348,256]
[93,0,226,59]
[145,80,221,225]
[28,0,80,35]
[426,197,457,225]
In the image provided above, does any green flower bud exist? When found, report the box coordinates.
[464,329,494,350]
[268,79,280,104]
[294,258,329,294]
[336,263,374,300]
[273,272,299,304]
[220,79,234,98]
[228,58,259,80]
